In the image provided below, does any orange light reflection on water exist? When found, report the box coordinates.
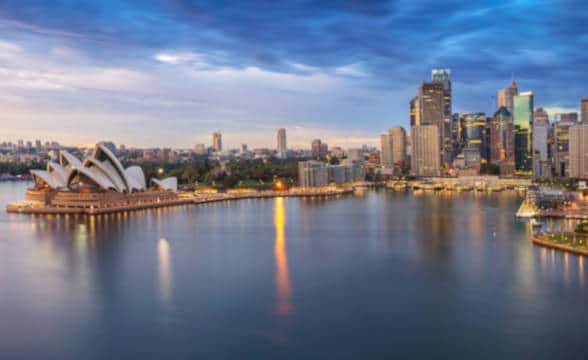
[274,197,292,316]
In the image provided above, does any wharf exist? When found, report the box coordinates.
[6,187,352,215]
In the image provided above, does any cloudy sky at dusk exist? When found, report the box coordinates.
[0,0,586,149]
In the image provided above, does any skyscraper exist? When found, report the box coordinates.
[212,132,222,152]
[431,69,453,164]
[513,92,534,173]
[459,113,487,160]
[380,126,407,171]
[411,125,440,177]
[582,98,588,124]
[569,125,588,178]
[380,133,394,169]
[497,80,518,114]
[554,118,574,177]
[277,128,287,158]
[415,81,446,164]
[390,126,407,168]
[489,107,513,164]
[409,97,420,127]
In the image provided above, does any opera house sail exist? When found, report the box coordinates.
[23,143,179,214]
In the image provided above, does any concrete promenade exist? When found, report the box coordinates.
[6,187,353,215]
[533,234,588,256]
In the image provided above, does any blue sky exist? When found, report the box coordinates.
[0,0,586,148]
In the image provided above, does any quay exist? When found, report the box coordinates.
[6,187,353,215]
[532,233,588,256]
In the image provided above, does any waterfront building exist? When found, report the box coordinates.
[277,128,287,158]
[390,126,407,169]
[380,126,407,173]
[554,119,574,177]
[212,132,222,152]
[582,98,588,124]
[29,142,176,194]
[569,124,588,178]
[411,125,440,177]
[340,159,366,181]
[298,161,328,187]
[411,70,451,165]
[497,80,518,114]
[513,92,534,174]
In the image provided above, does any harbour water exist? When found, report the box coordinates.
[0,182,586,359]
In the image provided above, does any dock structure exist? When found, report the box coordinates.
[6,187,353,215]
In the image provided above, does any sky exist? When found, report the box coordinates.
[0,0,587,149]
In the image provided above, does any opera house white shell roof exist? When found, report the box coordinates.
[31,143,176,193]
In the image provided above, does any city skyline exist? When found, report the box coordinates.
[0,1,587,149]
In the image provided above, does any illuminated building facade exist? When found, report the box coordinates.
[582,98,588,124]
[513,92,534,173]
[497,80,518,114]
[569,125,588,178]
[411,125,440,176]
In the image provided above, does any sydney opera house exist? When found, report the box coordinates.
[20,143,180,214]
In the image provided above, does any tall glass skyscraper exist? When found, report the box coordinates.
[513,92,534,173]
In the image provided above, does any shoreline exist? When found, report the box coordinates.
[6,187,353,215]
[532,233,588,256]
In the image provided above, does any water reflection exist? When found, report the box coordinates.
[158,238,173,305]
[274,197,292,316]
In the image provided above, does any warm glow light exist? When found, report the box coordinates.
[274,197,292,316]
[158,238,173,304]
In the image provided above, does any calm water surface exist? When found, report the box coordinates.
[0,182,586,359]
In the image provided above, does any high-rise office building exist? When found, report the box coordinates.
[569,125,588,178]
[380,127,407,170]
[513,92,534,173]
[582,98,588,124]
[411,125,440,177]
[390,126,407,168]
[409,96,420,127]
[489,107,513,164]
[497,80,518,114]
[380,133,394,169]
[533,124,549,177]
[554,119,574,177]
[414,81,445,165]
[431,69,453,164]
[277,128,287,156]
[212,132,222,152]
[459,113,487,160]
